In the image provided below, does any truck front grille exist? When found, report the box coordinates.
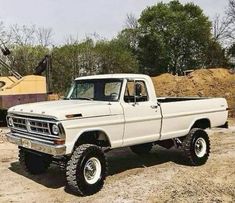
[10,115,61,144]
[29,120,51,134]
[12,117,27,130]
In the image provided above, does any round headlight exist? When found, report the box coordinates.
[52,124,59,135]
[8,117,14,127]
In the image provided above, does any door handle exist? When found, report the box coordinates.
[151,105,158,109]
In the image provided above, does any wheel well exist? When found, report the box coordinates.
[74,131,111,149]
[191,119,211,129]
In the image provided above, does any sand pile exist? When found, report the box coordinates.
[152,68,235,117]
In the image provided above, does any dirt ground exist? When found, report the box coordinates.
[0,120,235,203]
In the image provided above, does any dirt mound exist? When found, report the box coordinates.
[152,68,235,117]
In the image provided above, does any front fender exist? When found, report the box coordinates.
[65,127,111,154]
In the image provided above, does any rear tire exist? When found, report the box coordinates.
[19,147,52,174]
[182,128,210,166]
[66,144,107,196]
[130,143,153,155]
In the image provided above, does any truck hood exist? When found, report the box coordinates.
[8,100,112,120]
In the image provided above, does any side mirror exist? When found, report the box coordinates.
[135,83,142,97]
[110,93,118,101]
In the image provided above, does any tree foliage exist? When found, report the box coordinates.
[123,0,221,75]
[0,0,232,94]
[51,38,138,93]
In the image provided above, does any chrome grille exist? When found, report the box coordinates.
[9,115,61,144]
[28,120,51,135]
[12,117,27,130]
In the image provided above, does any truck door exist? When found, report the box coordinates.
[121,79,162,146]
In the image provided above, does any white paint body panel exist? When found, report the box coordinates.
[8,74,228,154]
[160,98,228,140]
[121,101,161,146]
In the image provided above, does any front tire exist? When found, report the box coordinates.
[66,144,107,196]
[19,147,52,174]
[182,128,210,166]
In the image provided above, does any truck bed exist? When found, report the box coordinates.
[158,97,228,140]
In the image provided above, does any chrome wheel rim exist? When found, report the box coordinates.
[194,137,207,158]
[83,157,101,184]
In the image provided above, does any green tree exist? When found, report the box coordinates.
[95,39,138,74]
[139,1,211,74]
[228,43,235,55]
[205,40,228,67]
[7,45,49,75]
[228,43,235,67]
[51,38,138,93]
[51,39,97,93]
[136,0,213,75]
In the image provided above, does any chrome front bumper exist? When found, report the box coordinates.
[6,132,66,156]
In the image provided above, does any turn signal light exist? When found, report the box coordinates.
[54,139,65,145]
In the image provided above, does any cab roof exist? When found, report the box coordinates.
[75,74,150,81]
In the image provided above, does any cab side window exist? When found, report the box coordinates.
[124,80,148,103]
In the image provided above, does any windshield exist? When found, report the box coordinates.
[66,79,123,101]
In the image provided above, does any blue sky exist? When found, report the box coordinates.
[0,0,228,44]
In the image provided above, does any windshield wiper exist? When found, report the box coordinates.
[76,97,93,101]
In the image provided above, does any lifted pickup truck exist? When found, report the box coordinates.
[6,74,228,196]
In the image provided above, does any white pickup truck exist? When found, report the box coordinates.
[6,74,228,195]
